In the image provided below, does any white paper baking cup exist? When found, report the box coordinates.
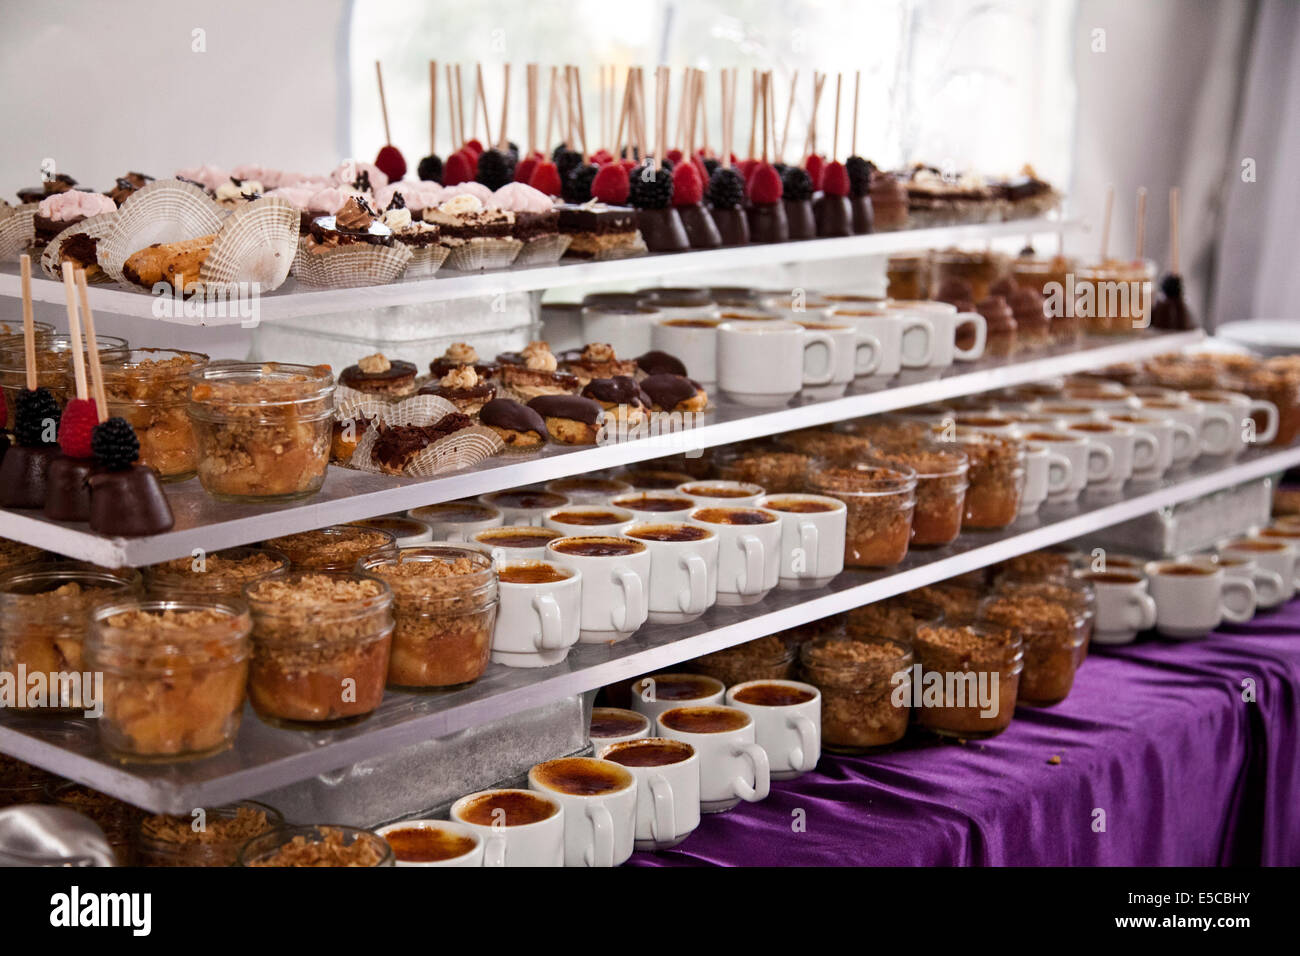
[39,211,117,282]
[292,236,413,288]
[0,203,38,262]
[199,196,299,292]
[443,237,523,272]
[98,179,226,286]
[513,233,572,267]
[339,393,504,476]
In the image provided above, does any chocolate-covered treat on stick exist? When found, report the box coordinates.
[44,265,98,521]
[746,74,788,243]
[708,68,750,246]
[631,67,689,252]
[0,256,59,509]
[1151,187,1197,331]
[814,73,853,238]
[373,61,407,182]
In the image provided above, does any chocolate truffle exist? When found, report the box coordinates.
[88,465,174,535]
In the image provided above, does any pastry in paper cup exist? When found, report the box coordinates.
[293,235,412,288]
[442,236,523,272]
[338,393,504,476]
[404,242,450,278]
[514,232,571,267]
[98,179,226,286]
[198,196,299,292]
[40,211,116,282]
[0,202,38,262]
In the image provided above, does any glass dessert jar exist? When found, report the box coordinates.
[870,442,969,547]
[145,546,290,602]
[359,545,498,689]
[807,458,917,568]
[845,595,944,645]
[1244,366,1300,446]
[0,538,46,576]
[87,599,251,761]
[994,549,1083,583]
[264,525,398,572]
[0,318,54,351]
[101,348,209,481]
[776,428,875,465]
[977,593,1088,707]
[1076,259,1155,335]
[136,800,284,867]
[243,572,394,727]
[912,623,1023,739]
[712,446,811,493]
[688,633,797,686]
[947,430,1026,530]
[993,576,1096,666]
[931,248,1004,304]
[0,562,142,711]
[0,334,129,430]
[187,362,335,502]
[886,252,930,301]
[799,636,912,752]
[238,824,395,867]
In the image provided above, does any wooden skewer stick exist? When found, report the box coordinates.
[61,264,87,402]
[544,66,558,151]
[1134,186,1147,260]
[429,61,438,155]
[614,67,631,160]
[699,68,709,153]
[1099,184,1114,262]
[1170,187,1181,275]
[748,70,759,158]
[19,254,35,391]
[779,70,799,162]
[801,72,826,159]
[767,72,778,163]
[497,63,511,150]
[453,64,465,145]
[832,73,842,161]
[760,72,769,162]
[851,70,860,156]
[77,270,108,422]
[476,63,491,144]
[574,65,588,157]
[375,61,392,145]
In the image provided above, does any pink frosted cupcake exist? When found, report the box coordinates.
[34,191,116,243]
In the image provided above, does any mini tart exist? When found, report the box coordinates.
[429,354,500,380]
[640,373,707,413]
[527,394,604,445]
[581,375,652,426]
[501,364,580,399]
[565,345,638,386]
[339,356,418,397]
[479,397,548,449]
[418,376,497,415]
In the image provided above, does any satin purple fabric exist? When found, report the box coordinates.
[628,600,1300,866]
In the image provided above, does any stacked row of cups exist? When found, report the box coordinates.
[1077,519,1300,643]
[370,670,820,867]
[407,477,847,666]
[582,287,991,406]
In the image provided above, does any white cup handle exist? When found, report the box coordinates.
[1087,443,1116,483]
[584,804,614,867]
[1170,421,1198,465]
[1045,452,1073,494]
[612,568,646,633]
[1252,567,1285,608]
[900,318,936,368]
[953,312,987,361]
[648,773,676,845]
[800,331,838,386]
[732,742,771,803]
[739,534,765,594]
[484,832,507,867]
[855,332,883,377]
[1246,400,1279,445]
[1220,577,1257,624]
[533,593,565,650]
[1127,592,1158,631]
[788,713,820,772]
[679,553,709,614]
[1200,407,1236,456]
[1133,432,1160,472]
[797,520,819,579]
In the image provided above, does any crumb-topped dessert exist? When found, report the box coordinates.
[362,547,498,688]
[808,462,917,568]
[146,547,289,600]
[419,365,496,415]
[979,593,1088,706]
[799,637,912,751]
[564,342,637,386]
[244,573,394,726]
[243,826,391,867]
[103,349,208,481]
[689,633,795,686]
[913,623,1023,738]
[429,342,499,381]
[501,341,579,399]
[264,525,397,572]
[138,803,281,867]
[339,353,417,398]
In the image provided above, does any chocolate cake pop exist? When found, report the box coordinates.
[0,256,59,509]
[815,161,853,237]
[781,167,816,240]
[671,161,721,249]
[745,163,788,244]
[87,418,174,536]
[630,162,688,252]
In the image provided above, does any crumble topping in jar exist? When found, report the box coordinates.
[102,349,208,481]
[799,637,912,752]
[912,624,1023,739]
[187,362,335,502]
[807,460,917,568]
[688,634,796,686]
[49,782,144,865]
[360,546,498,689]
[870,443,969,547]
[713,448,811,493]
[777,428,875,463]
[978,594,1088,706]
[137,802,283,867]
[944,430,1025,530]
[0,538,45,575]
[88,602,251,761]
[240,825,393,867]
[264,525,398,572]
[846,595,944,644]
[146,547,289,601]
[243,573,394,727]
[996,549,1079,582]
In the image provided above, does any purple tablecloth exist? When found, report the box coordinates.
[628,600,1300,867]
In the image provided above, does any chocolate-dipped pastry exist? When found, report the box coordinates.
[636,208,690,252]
[565,343,637,386]
[635,350,687,377]
[782,168,816,240]
[846,156,875,234]
[339,354,417,397]
[582,376,652,426]
[480,398,548,449]
[527,394,604,445]
[676,205,723,249]
[429,342,499,380]
[43,456,95,522]
[640,373,708,413]
[0,445,59,509]
[86,417,173,535]
[707,167,750,247]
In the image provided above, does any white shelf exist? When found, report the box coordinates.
[0,217,1077,325]
[0,330,1199,568]
[2,442,1293,814]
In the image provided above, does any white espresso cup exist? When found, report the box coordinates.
[547,535,650,642]
[796,319,881,398]
[1016,428,1113,504]
[409,501,504,541]
[374,819,485,868]
[688,505,782,605]
[450,788,565,867]
[472,525,563,565]
[652,317,722,384]
[590,707,652,751]
[657,704,771,813]
[725,679,821,780]
[528,757,637,868]
[491,560,582,668]
[887,299,986,366]
[676,480,765,508]
[1220,536,1299,604]
[1109,410,1198,477]
[624,522,719,624]
[1066,420,1158,492]
[600,737,702,851]
[1188,389,1279,458]
[830,305,936,378]
[480,489,570,527]
[544,504,636,538]
[1136,398,1236,459]
[581,304,662,357]
[629,673,727,726]
[757,493,848,589]
[1211,553,1286,610]
[716,319,838,406]
[610,492,698,524]
[1076,568,1157,645]
[544,477,634,505]
[1145,559,1256,639]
